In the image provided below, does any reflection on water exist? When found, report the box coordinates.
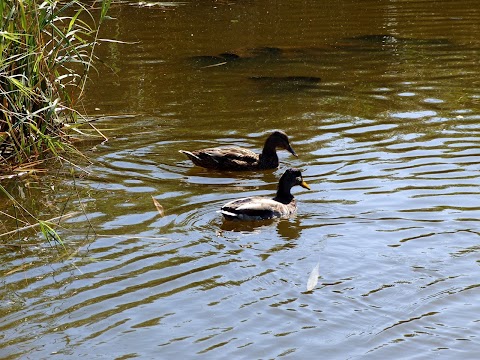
[1,0,480,358]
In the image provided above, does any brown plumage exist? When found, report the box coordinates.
[179,130,297,171]
[220,168,310,221]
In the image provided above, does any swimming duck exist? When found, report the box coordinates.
[179,130,297,171]
[220,168,310,221]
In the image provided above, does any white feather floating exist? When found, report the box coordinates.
[306,262,320,291]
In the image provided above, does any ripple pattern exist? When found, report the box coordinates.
[2,0,480,359]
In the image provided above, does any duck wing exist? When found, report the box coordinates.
[221,197,292,220]
[181,146,259,170]
[203,147,258,162]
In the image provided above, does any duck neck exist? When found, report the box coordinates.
[273,181,293,204]
[258,138,279,168]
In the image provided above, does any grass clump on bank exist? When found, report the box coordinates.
[1,0,111,173]
[1,0,111,245]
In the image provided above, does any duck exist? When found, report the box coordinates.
[220,168,310,221]
[179,130,297,171]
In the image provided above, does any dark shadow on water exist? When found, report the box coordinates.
[276,217,302,240]
[187,35,454,70]
[187,46,286,68]
[249,76,321,92]
[220,218,277,232]
[342,34,452,46]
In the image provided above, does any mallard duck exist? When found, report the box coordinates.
[220,168,310,221]
[179,130,297,171]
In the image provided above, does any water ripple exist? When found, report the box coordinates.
[2,1,480,358]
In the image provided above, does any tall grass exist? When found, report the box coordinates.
[1,0,111,245]
[0,0,111,171]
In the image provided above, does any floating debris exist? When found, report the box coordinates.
[306,262,320,291]
[152,196,165,217]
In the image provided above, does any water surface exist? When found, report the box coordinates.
[1,0,480,358]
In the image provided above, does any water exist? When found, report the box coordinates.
[1,0,480,358]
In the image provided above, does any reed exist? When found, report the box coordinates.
[0,0,111,171]
[1,0,111,245]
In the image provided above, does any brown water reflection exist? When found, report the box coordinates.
[1,0,480,359]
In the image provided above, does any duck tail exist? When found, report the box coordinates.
[218,209,238,219]
[179,150,201,162]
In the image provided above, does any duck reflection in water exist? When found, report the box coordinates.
[219,217,303,242]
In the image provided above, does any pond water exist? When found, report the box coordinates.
[1,0,480,358]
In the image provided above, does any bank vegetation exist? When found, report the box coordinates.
[1,0,111,242]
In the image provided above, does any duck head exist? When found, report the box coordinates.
[280,168,310,190]
[265,130,297,157]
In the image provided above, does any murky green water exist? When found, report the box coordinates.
[2,0,480,358]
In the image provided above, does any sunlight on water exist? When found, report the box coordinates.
[1,0,480,359]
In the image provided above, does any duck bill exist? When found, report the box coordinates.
[287,145,298,157]
[300,181,310,190]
